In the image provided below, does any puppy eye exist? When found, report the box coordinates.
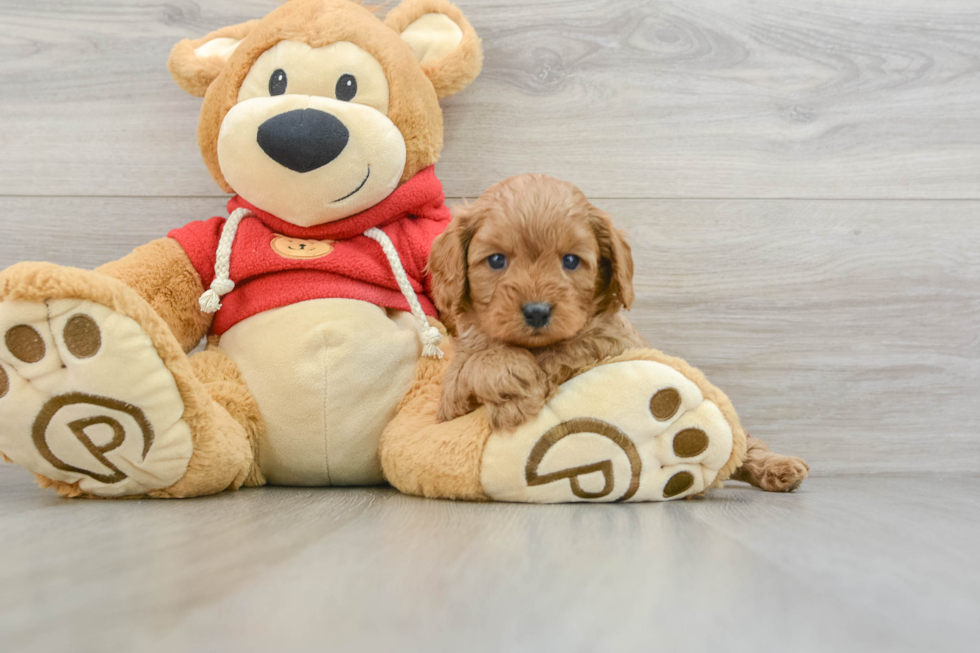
[562,254,581,271]
[269,69,288,96]
[487,254,507,270]
[336,74,357,101]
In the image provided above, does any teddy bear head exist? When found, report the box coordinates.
[167,0,481,227]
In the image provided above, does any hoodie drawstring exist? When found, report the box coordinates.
[199,207,252,314]
[198,210,443,359]
[363,227,444,359]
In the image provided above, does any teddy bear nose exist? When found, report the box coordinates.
[256,108,349,173]
[522,302,552,328]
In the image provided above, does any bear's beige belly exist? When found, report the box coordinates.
[218,299,420,486]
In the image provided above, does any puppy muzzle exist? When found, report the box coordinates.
[522,302,552,328]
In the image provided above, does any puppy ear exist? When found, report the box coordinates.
[167,20,259,97]
[428,204,480,331]
[386,0,483,99]
[589,206,635,313]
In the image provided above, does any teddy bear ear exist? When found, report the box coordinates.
[167,20,260,97]
[385,0,483,99]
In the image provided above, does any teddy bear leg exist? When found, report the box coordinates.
[149,343,266,498]
[380,351,491,501]
[185,343,266,489]
[384,340,751,503]
[381,336,749,503]
[0,263,255,498]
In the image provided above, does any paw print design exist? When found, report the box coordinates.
[0,299,193,496]
[480,359,737,502]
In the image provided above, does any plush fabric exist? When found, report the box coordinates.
[96,238,210,353]
[181,0,457,192]
[380,322,492,500]
[480,360,736,502]
[168,20,261,98]
[0,298,195,497]
[380,333,747,502]
[398,13,463,65]
[216,78,407,226]
[0,0,754,502]
[0,0,494,499]
[169,166,450,334]
[384,0,483,99]
[219,299,420,486]
[0,263,254,499]
[190,344,267,487]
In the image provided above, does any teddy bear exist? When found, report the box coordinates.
[0,0,751,502]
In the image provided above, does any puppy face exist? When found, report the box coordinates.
[430,174,634,347]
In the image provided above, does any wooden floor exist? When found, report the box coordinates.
[0,0,978,650]
[1,466,978,653]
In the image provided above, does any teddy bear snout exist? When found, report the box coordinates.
[256,108,349,173]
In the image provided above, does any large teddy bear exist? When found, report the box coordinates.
[0,0,749,502]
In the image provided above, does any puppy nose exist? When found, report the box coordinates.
[522,302,552,328]
[257,108,349,173]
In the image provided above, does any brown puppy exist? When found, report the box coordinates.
[428,173,809,492]
[429,173,643,430]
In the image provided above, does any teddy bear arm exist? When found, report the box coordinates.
[95,238,211,353]
[380,351,491,501]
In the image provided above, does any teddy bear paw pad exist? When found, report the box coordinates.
[480,359,734,502]
[0,299,193,496]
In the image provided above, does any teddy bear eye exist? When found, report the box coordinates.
[487,254,507,270]
[336,74,357,101]
[269,69,287,96]
[562,254,581,271]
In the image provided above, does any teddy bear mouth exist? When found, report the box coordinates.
[331,165,371,203]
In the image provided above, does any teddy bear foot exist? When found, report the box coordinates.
[0,296,196,497]
[479,353,746,503]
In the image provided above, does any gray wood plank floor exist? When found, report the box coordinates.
[1,466,978,653]
[0,0,978,650]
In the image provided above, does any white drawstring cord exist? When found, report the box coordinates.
[198,211,443,359]
[199,207,253,313]
[363,227,444,359]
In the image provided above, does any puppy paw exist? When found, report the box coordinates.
[756,455,809,492]
[486,393,548,431]
[469,351,551,428]
[436,386,474,424]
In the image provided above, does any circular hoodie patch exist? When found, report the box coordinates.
[271,235,335,259]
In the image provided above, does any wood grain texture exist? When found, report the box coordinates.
[611,198,980,475]
[0,469,977,653]
[2,3,978,650]
[0,196,229,270]
[1,0,979,198]
[1,195,976,474]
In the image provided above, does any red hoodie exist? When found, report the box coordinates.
[169,166,450,335]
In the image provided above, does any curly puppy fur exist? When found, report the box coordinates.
[732,435,810,492]
[429,174,643,429]
[428,173,809,492]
